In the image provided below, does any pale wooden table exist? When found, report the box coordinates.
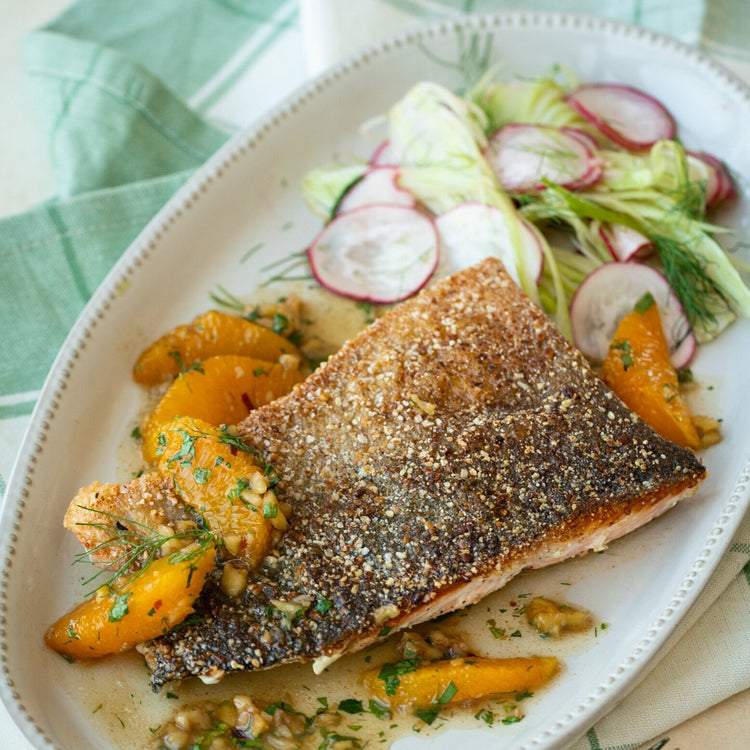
[2,2,749,748]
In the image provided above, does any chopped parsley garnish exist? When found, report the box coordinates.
[272,312,289,334]
[487,618,506,639]
[318,729,362,748]
[377,657,421,696]
[263,462,281,487]
[315,597,333,614]
[262,500,278,519]
[337,699,364,714]
[356,301,376,324]
[168,612,206,633]
[166,429,198,466]
[215,427,255,452]
[193,466,211,484]
[475,708,494,725]
[436,681,457,704]
[287,329,303,346]
[609,338,634,370]
[635,291,656,314]
[227,477,252,505]
[415,707,441,725]
[108,593,131,622]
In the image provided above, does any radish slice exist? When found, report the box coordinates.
[599,223,654,262]
[370,140,397,166]
[687,152,722,206]
[335,167,415,214]
[435,203,544,285]
[570,262,695,368]
[561,126,600,152]
[306,204,438,304]
[567,83,676,151]
[486,123,602,192]
[689,151,735,207]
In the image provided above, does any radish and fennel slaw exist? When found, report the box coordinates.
[301,70,750,370]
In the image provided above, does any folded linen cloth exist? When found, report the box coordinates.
[1,2,749,749]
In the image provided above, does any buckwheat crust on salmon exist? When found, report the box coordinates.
[70,258,707,688]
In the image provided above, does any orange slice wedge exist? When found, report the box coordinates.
[602,293,699,448]
[157,417,280,567]
[45,543,215,659]
[133,310,302,386]
[141,354,303,465]
[363,655,559,710]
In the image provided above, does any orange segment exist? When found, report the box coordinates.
[602,294,699,448]
[133,310,303,386]
[45,543,215,659]
[157,417,278,567]
[141,354,303,465]
[363,656,559,709]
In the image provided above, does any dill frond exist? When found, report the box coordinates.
[653,234,732,329]
[73,506,214,595]
[209,284,245,313]
[417,28,494,94]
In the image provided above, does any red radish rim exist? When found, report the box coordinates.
[561,126,600,152]
[691,151,735,205]
[519,218,547,283]
[335,166,415,215]
[567,83,676,151]
[570,262,695,369]
[434,201,545,284]
[370,140,397,166]
[306,203,439,304]
[486,123,602,193]
[599,223,654,262]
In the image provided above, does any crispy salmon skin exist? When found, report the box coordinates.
[119,258,704,687]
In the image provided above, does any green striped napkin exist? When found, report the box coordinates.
[0,0,301,442]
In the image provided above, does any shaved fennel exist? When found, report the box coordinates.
[300,71,749,352]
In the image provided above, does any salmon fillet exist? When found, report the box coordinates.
[68,258,706,688]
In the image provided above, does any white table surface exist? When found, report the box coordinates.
[2,2,750,749]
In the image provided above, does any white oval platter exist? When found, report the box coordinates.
[2,11,750,750]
